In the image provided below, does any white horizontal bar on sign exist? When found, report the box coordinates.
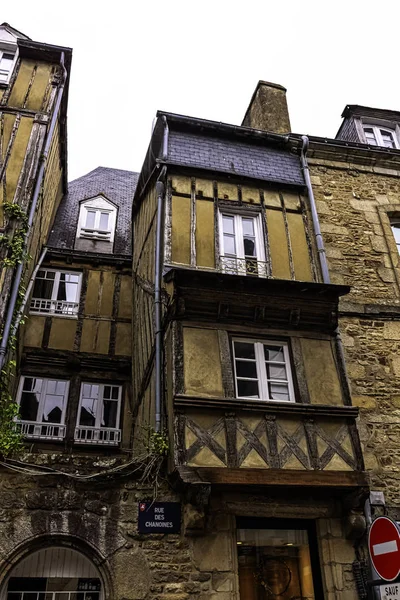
[373,540,398,556]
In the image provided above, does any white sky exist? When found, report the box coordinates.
[4,0,400,181]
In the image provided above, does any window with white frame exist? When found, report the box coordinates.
[363,126,398,148]
[219,212,267,276]
[30,269,81,316]
[0,49,15,83]
[391,221,400,254]
[233,339,295,402]
[75,383,122,445]
[77,196,117,242]
[16,377,69,440]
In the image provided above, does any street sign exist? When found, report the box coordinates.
[380,583,400,600]
[138,502,181,534]
[369,516,400,582]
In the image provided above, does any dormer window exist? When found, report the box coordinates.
[77,196,117,243]
[0,49,15,83]
[363,126,398,149]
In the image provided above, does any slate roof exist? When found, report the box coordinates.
[167,130,304,187]
[48,167,139,255]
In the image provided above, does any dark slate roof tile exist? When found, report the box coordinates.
[48,167,139,255]
[167,131,304,187]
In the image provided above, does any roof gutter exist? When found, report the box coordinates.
[0,51,67,370]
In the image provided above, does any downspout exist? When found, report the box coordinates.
[0,52,67,371]
[10,247,47,339]
[154,116,169,433]
[300,136,353,403]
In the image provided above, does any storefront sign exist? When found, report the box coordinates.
[380,583,400,600]
[138,502,181,533]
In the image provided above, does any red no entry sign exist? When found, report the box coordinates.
[369,516,400,582]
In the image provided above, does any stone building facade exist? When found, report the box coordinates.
[1,22,400,600]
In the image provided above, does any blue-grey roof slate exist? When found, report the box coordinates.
[48,167,139,255]
[167,131,304,186]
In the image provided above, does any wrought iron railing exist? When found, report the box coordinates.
[7,591,100,599]
[16,420,66,441]
[74,426,121,446]
[30,298,79,316]
[219,256,268,277]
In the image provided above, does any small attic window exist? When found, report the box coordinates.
[0,49,15,83]
[363,125,398,149]
[77,196,117,243]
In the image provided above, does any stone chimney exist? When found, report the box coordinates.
[242,81,291,134]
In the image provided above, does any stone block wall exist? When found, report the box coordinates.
[310,160,400,513]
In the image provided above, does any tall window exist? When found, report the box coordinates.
[391,221,400,254]
[219,212,267,277]
[16,377,69,440]
[75,383,122,445]
[30,269,81,316]
[233,339,294,402]
[363,126,398,148]
[0,49,15,83]
[77,196,117,242]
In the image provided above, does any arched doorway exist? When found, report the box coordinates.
[2,547,103,600]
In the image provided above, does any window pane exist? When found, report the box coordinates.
[236,360,258,379]
[57,273,79,303]
[111,386,119,400]
[234,341,255,359]
[264,345,285,362]
[364,128,377,145]
[237,379,259,398]
[99,212,109,230]
[392,223,400,250]
[0,53,14,72]
[268,382,290,401]
[237,526,315,600]
[43,380,66,423]
[243,238,256,257]
[32,275,54,300]
[103,400,118,428]
[381,131,395,148]
[222,215,235,234]
[19,378,42,421]
[79,397,97,427]
[223,234,236,255]
[242,218,255,236]
[267,364,287,380]
[85,210,96,229]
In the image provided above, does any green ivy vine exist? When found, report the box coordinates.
[0,202,29,268]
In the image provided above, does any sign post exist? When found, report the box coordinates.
[368,516,400,599]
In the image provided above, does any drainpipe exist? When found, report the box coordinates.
[300,135,330,284]
[300,136,353,404]
[153,117,169,432]
[10,247,47,339]
[154,166,167,433]
[0,52,67,371]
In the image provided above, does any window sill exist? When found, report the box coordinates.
[29,311,78,319]
[174,394,359,418]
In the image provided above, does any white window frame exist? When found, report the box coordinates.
[16,376,69,440]
[0,48,17,84]
[77,196,117,242]
[29,268,82,317]
[391,221,400,254]
[232,338,295,402]
[75,382,122,446]
[218,211,267,277]
[363,125,399,149]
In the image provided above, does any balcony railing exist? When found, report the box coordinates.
[74,426,121,446]
[30,298,79,316]
[219,256,268,277]
[80,227,111,240]
[16,420,66,441]
[8,592,99,600]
